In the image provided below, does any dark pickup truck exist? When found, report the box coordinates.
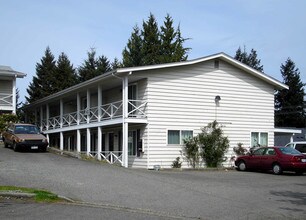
[2,123,48,152]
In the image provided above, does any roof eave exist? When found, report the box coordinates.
[116,52,288,90]
[24,70,117,109]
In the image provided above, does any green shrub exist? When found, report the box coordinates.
[171,157,182,168]
[0,114,19,133]
[233,143,248,156]
[198,121,229,168]
[182,136,201,169]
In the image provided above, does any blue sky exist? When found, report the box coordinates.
[1,0,305,102]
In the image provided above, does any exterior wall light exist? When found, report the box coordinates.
[215,95,221,105]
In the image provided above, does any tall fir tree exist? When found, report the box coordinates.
[275,58,305,127]
[122,25,143,67]
[26,46,57,103]
[55,52,77,90]
[122,13,190,67]
[111,57,121,70]
[78,48,97,82]
[173,25,189,61]
[96,55,111,74]
[141,13,161,65]
[77,48,111,82]
[234,46,264,72]
[159,14,176,63]
[160,15,190,63]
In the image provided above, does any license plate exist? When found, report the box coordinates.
[31,146,38,150]
[302,159,306,163]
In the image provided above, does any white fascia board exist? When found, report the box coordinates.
[274,128,302,134]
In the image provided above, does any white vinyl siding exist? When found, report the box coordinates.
[0,80,12,94]
[142,60,275,168]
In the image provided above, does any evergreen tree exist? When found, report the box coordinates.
[122,13,190,67]
[275,58,305,127]
[96,55,111,74]
[111,57,122,70]
[173,25,189,61]
[122,25,143,67]
[55,52,77,91]
[78,48,97,82]
[26,46,57,103]
[78,48,111,82]
[234,46,264,72]
[159,14,176,63]
[141,13,161,65]
[160,15,190,63]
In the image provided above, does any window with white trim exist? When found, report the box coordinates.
[251,132,268,147]
[168,130,193,145]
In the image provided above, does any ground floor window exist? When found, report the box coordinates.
[168,130,193,145]
[251,132,268,147]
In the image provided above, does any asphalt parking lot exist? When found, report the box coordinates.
[0,144,305,219]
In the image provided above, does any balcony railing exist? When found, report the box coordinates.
[40,99,147,131]
[0,93,13,106]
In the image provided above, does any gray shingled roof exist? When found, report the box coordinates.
[0,65,26,78]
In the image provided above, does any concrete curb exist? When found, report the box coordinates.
[0,192,35,198]
[47,147,81,159]
[0,191,75,203]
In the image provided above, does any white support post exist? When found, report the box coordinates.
[60,132,64,151]
[77,92,81,125]
[46,134,49,147]
[86,128,91,156]
[87,89,91,124]
[97,127,102,160]
[46,104,49,130]
[12,78,16,114]
[122,76,129,168]
[60,99,63,128]
[40,106,43,131]
[34,108,38,125]
[77,129,81,153]
[98,85,102,122]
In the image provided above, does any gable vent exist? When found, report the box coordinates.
[214,60,219,69]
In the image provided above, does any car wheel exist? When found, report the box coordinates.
[4,142,9,148]
[13,142,19,152]
[272,163,282,175]
[237,161,247,171]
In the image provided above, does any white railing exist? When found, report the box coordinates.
[48,116,61,129]
[0,93,13,106]
[100,151,123,165]
[100,101,123,120]
[40,99,147,131]
[128,100,147,118]
[62,112,78,127]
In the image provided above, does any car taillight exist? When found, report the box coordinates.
[291,156,302,162]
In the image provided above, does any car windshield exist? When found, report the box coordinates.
[279,147,302,155]
[14,125,40,134]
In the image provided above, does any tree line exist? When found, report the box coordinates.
[26,13,305,128]
[26,13,189,103]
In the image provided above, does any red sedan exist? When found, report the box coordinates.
[235,147,306,175]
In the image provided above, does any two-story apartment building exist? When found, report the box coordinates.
[0,65,26,114]
[23,53,288,169]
